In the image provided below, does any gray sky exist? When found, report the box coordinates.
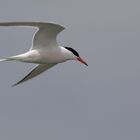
[0,0,140,139]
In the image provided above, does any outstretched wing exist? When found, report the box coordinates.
[0,22,65,50]
[12,63,57,86]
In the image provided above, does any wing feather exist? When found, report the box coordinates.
[0,22,65,49]
[0,22,64,30]
[12,63,56,86]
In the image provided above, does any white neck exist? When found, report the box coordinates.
[60,46,76,60]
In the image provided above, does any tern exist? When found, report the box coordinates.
[0,22,88,86]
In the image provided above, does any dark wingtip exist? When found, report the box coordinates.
[11,81,21,87]
[11,83,18,87]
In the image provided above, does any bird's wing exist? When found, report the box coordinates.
[12,63,57,86]
[0,22,65,50]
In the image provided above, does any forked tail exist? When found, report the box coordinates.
[0,58,9,62]
[0,57,15,62]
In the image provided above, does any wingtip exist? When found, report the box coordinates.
[11,82,20,87]
[11,83,18,87]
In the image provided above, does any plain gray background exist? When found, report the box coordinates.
[0,0,139,139]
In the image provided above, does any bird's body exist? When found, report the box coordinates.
[0,21,88,86]
[10,46,73,64]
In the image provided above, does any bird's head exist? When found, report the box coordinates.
[64,47,88,66]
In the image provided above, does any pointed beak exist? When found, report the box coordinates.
[76,57,88,66]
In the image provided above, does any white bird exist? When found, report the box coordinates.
[0,22,88,86]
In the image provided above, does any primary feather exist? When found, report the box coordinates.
[12,63,56,86]
[0,22,65,50]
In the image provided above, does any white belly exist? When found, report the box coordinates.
[20,49,67,64]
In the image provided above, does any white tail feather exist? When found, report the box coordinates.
[0,54,28,62]
[0,58,9,62]
[0,57,14,62]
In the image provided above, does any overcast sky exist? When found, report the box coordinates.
[0,0,140,140]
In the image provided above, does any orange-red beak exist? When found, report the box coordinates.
[76,57,88,66]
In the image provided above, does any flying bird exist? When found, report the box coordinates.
[0,22,88,86]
